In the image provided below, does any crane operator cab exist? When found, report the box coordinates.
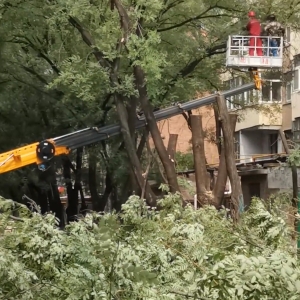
[226,35,284,90]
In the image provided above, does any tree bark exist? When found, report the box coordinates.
[74,147,88,214]
[115,95,157,206]
[213,104,222,155]
[213,114,237,208]
[137,130,148,159]
[167,134,178,164]
[124,130,149,197]
[126,96,140,194]
[133,65,180,193]
[88,150,111,211]
[63,157,78,223]
[190,115,210,206]
[38,165,65,227]
[216,94,243,222]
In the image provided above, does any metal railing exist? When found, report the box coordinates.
[228,35,283,57]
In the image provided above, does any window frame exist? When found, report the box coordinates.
[292,54,300,93]
[261,80,282,103]
[224,76,256,110]
[286,81,292,102]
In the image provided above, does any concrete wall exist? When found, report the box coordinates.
[268,166,300,189]
[235,105,282,131]
[282,103,292,130]
[289,31,300,58]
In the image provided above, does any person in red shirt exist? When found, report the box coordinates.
[246,11,263,56]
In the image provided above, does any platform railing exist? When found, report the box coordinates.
[226,35,283,68]
[229,35,283,57]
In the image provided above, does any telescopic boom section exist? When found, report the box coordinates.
[0,83,255,174]
[0,140,70,174]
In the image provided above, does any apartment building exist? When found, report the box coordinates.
[225,28,299,163]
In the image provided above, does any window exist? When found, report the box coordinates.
[224,76,257,110]
[293,119,300,142]
[269,133,278,154]
[294,69,299,91]
[293,118,300,131]
[293,55,300,92]
[261,81,282,102]
[286,81,292,102]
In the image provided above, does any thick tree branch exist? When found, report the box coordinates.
[159,43,226,100]
[157,5,242,32]
[10,36,60,75]
[158,0,185,20]
[68,16,111,68]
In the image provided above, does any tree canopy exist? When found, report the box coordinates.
[0,0,299,212]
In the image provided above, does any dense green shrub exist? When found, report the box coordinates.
[175,152,194,171]
[0,193,299,299]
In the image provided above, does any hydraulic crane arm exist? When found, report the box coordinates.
[0,140,70,174]
[0,83,255,175]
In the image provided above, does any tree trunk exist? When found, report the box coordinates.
[213,104,222,155]
[124,130,149,197]
[133,65,180,193]
[115,95,157,206]
[74,147,88,214]
[63,157,78,223]
[137,130,148,159]
[127,96,140,194]
[167,134,178,165]
[37,164,65,227]
[88,150,110,211]
[213,114,238,208]
[190,115,211,206]
[216,94,243,222]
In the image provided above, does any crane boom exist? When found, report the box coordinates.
[0,83,255,174]
[0,140,70,174]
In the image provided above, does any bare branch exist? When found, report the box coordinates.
[9,215,24,222]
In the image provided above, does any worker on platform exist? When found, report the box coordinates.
[264,14,285,56]
[246,11,263,56]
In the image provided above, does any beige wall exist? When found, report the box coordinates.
[235,105,282,131]
[282,103,292,130]
[156,106,219,165]
[290,31,300,58]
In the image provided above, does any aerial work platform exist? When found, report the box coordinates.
[226,35,283,69]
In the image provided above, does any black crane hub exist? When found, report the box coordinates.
[36,141,55,161]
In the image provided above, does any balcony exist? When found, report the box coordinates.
[235,129,283,163]
[224,76,282,131]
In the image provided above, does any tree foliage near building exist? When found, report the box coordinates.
[0,193,299,299]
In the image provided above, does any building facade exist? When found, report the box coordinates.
[224,27,299,163]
